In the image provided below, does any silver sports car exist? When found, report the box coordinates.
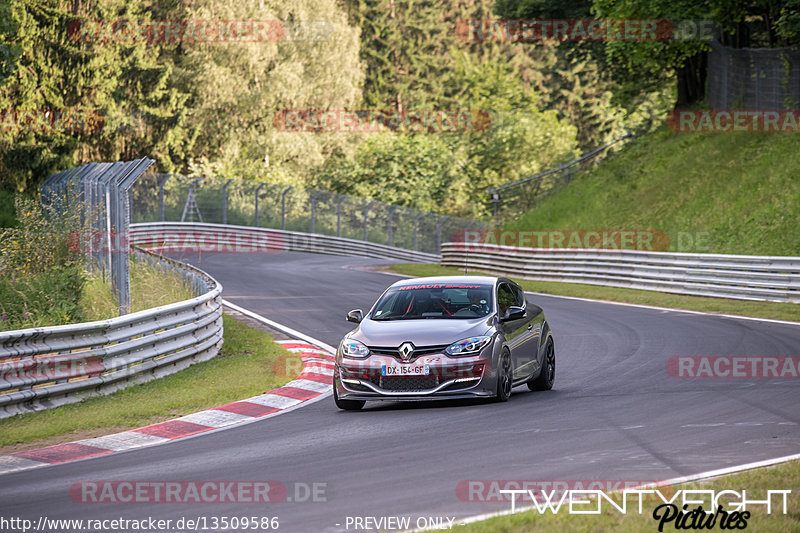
[333,276,555,410]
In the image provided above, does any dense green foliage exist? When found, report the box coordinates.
[0,0,672,218]
[1,0,797,219]
[0,0,363,196]
[498,1,800,109]
[317,50,580,217]
[0,0,195,193]
[0,197,86,329]
[0,263,85,329]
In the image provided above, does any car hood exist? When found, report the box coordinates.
[349,317,493,347]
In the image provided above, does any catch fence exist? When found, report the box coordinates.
[131,175,488,254]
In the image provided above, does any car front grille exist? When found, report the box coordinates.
[367,344,449,362]
[371,375,440,392]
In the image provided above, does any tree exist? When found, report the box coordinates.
[592,0,800,108]
[0,0,22,87]
[318,49,580,218]
[493,0,673,140]
[0,0,195,193]
[181,0,364,184]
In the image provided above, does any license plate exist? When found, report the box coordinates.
[381,364,430,376]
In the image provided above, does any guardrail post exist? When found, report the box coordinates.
[413,212,424,251]
[363,200,376,242]
[310,190,323,234]
[281,186,292,230]
[254,182,267,227]
[158,174,172,221]
[221,178,233,225]
[560,164,570,185]
[437,215,449,254]
[336,195,348,237]
[387,205,399,247]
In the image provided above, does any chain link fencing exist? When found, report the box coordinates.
[708,39,800,110]
[487,134,633,226]
[40,159,155,315]
[131,175,489,255]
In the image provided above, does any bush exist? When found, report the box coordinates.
[0,196,83,277]
[0,196,87,330]
[0,263,85,330]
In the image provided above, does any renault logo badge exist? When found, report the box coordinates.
[398,342,414,361]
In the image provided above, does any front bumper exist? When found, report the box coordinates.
[334,352,496,401]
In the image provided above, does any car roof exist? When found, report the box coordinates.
[388,275,502,288]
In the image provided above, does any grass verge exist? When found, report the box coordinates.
[508,127,800,256]
[457,459,800,533]
[80,257,196,320]
[386,263,800,322]
[0,314,301,452]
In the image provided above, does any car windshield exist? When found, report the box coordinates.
[371,283,493,320]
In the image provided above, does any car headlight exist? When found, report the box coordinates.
[341,339,370,358]
[445,336,492,356]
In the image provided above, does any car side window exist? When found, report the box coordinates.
[511,284,525,308]
[497,283,515,317]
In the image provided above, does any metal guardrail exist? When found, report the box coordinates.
[129,222,440,263]
[0,248,223,419]
[442,243,800,303]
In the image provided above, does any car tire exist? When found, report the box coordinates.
[495,350,512,402]
[528,337,555,391]
[334,383,365,411]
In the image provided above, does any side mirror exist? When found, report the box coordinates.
[500,306,526,322]
[346,309,363,323]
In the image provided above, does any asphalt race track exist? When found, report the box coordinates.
[1,251,799,532]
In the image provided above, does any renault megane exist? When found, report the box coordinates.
[333,276,555,410]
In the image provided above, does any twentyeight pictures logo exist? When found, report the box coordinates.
[459,481,792,531]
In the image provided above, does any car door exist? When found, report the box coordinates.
[497,281,536,380]
[511,282,541,379]
[517,284,545,380]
